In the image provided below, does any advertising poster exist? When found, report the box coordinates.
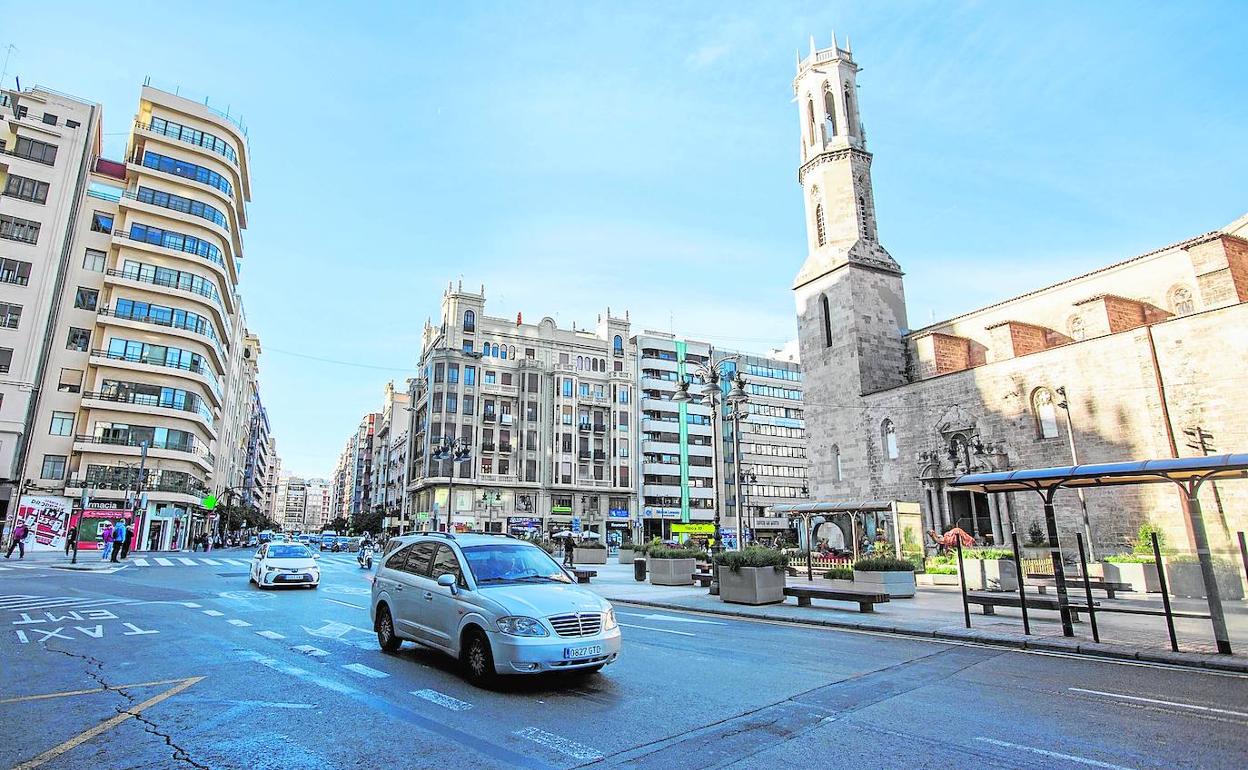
[15,496,72,552]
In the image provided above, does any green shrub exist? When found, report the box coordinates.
[853,556,916,572]
[1104,553,1155,564]
[1132,523,1166,555]
[634,538,664,556]
[713,547,788,572]
[927,553,956,568]
[648,546,703,560]
[926,564,958,575]
[1026,520,1046,546]
[823,567,854,580]
[963,548,1014,560]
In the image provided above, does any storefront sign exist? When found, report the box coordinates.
[416,511,431,522]
[507,517,540,529]
[752,517,788,529]
[608,507,629,518]
[75,507,141,551]
[671,523,715,535]
[607,521,629,529]
[551,506,572,513]
[15,496,72,552]
[643,507,681,519]
[571,517,582,533]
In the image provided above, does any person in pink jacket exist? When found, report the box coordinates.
[100,522,115,561]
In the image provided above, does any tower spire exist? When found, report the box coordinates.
[830,28,838,55]
[809,35,816,57]
[845,34,852,56]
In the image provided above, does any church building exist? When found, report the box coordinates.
[791,35,1248,554]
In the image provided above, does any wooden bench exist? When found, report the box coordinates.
[1028,578,1131,600]
[783,586,890,613]
[692,571,714,588]
[967,590,1091,622]
[571,569,597,584]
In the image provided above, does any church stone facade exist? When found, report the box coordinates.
[792,36,1248,554]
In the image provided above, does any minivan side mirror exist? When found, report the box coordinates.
[436,573,458,594]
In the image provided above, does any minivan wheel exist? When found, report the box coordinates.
[462,630,496,687]
[376,606,401,652]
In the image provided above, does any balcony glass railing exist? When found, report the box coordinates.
[126,187,229,232]
[76,433,214,464]
[83,388,214,423]
[138,118,239,166]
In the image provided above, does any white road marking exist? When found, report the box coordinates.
[619,622,695,637]
[155,558,174,566]
[221,559,247,566]
[202,610,224,617]
[132,559,149,567]
[227,619,252,627]
[1069,688,1248,718]
[325,598,364,609]
[177,557,196,566]
[342,663,388,678]
[227,700,312,709]
[621,612,725,625]
[256,630,285,640]
[0,597,133,613]
[411,689,473,711]
[974,737,1137,770]
[292,645,330,657]
[201,558,221,566]
[181,602,201,608]
[515,727,603,762]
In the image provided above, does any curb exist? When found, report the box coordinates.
[608,596,1248,674]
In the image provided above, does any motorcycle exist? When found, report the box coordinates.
[357,544,374,570]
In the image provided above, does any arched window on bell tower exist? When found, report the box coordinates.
[821,294,833,347]
[822,83,837,137]
[806,96,816,146]
[858,196,869,240]
[843,81,857,137]
[815,204,826,247]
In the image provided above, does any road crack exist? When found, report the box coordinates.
[42,643,208,770]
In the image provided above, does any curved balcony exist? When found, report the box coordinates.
[81,389,217,436]
[89,349,223,408]
[97,307,227,372]
[73,434,214,472]
[104,267,230,336]
[65,476,209,508]
[113,227,230,286]
[118,186,233,252]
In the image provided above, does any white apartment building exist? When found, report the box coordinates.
[303,477,331,532]
[277,474,306,533]
[1,82,261,552]
[370,381,409,531]
[405,282,637,539]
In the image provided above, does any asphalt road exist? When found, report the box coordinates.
[0,550,1245,770]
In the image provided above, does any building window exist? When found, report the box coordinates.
[821,294,833,347]
[1068,315,1085,341]
[50,411,74,436]
[463,366,476,385]
[58,368,82,393]
[447,364,459,384]
[843,81,856,134]
[858,196,869,239]
[83,249,107,272]
[823,83,837,136]
[41,455,67,480]
[66,327,90,351]
[882,419,898,460]
[433,363,444,383]
[463,310,475,332]
[0,214,40,244]
[815,203,826,247]
[4,174,50,204]
[74,287,98,311]
[0,302,22,329]
[830,445,842,481]
[0,258,31,286]
[1033,388,1060,439]
[15,136,58,165]
[613,335,624,356]
[1169,286,1195,315]
[806,97,816,145]
[42,113,58,126]
[462,340,473,353]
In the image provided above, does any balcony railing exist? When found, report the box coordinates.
[480,442,496,452]
[135,120,239,166]
[578,424,591,433]
[66,476,208,496]
[113,229,227,270]
[90,348,210,377]
[75,434,213,464]
[592,424,607,433]
[482,413,496,423]
[0,145,55,166]
[578,451,592,460]
[593,451,607,461]
[499,443,514,453]
[98,307,224,357]
[82,389,213,422]
[106,268,225,311]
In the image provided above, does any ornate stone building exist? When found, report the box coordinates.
[792,35,1248,553]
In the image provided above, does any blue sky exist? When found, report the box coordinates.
[8,1,1246,477]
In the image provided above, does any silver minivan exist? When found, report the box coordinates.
[370,532,621,685]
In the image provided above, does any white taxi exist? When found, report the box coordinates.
[250,543,321,589]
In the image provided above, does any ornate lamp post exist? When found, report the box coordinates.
[432,436,472,532]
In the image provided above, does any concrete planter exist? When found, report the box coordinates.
[718,566,786,605]
[1163,561,1244,600]
[1102,561,1161,593]
[573,548,608,565]
[853,569,916,598]
[649,558,696,586]
[961,559,1019,592]
[618,548,636,565]
[916,572,960,586]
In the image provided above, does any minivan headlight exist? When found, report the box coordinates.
[497,616,549,637]
[603,609,617,630]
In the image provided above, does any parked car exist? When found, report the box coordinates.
[249,543,320,589]
[371,533,621,686]
[320,532,338,551]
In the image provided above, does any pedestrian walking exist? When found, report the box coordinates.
[4,520,29,559]
[65,525,78,557]
[562,536,575,567]
[110,519,127,563]
[120,522,134,560]
[100,522,115,561]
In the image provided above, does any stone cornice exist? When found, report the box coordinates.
[797,147,872,185]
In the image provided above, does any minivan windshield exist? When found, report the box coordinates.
[462,544,572,585]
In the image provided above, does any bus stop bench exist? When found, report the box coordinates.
[693,571,714,587]
[967,591,1093,622]
[1028,578,1131,599]
[571,569,597,584]
[783,586,889,613]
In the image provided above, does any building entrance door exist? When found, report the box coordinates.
[948,491,992,542]
[147,519,165,551]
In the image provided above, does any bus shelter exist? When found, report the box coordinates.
[952,453,1248,654]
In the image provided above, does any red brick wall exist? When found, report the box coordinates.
[1225,237,1248,302]
[1008,323,1048,356]
[1103,296,1147,333]
[931,333,970,374]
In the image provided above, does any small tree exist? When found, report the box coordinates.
[326,516,349,534]
[1026,520,1046,546]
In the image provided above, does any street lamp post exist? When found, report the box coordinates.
[1055,386,1095,560]
[432,436,472,532]
[672,361,750,552]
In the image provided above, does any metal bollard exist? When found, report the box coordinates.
[633,557,647,582]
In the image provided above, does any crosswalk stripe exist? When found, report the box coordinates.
[155,558,174,566]
[133,558,150,567]
[201,558,222,566]
[256,630,285,640]
[343,663,388,679]
[227,619,252,627]
[222,558,247,566]
[177,557,196,566]
[292,645,329,657]
[0,597,134,612]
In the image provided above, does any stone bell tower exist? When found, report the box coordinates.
[792,33,909,499]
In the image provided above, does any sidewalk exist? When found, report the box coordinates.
[1,548,243,571]
[582,561,1248,673]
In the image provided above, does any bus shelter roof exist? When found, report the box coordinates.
[951,453,1248,494]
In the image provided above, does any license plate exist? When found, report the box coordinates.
[563,644,602,659]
